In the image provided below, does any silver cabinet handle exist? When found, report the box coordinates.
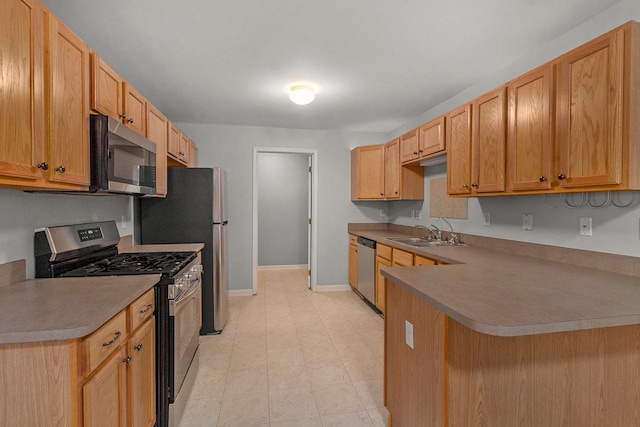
[134,343,143,352]
[127,118,134,124]
[55,165,65,174]
[37,162,49,170]
[102,331,121,347]
[123,355,132,365]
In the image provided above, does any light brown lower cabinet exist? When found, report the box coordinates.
[0,290,156,427]
[348,234,358,289]
[385,280,640,426]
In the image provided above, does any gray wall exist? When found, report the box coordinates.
[0,189,133,278]
[176,123,389,290]
[386,0,640,259]
[257,153,310,266]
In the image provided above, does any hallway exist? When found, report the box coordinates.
[178,268,387,426]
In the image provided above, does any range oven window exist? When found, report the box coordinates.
[170,281,201,401]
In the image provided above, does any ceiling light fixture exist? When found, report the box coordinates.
[289,85,315,105]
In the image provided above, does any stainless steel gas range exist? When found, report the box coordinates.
[34,220,201,427]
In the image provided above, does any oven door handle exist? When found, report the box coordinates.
[170,281,201,316]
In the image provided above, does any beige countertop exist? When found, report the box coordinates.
[0,242,203,345]
[351,226,640,337]
[0,274,160,344]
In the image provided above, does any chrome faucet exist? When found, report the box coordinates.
[440,217,459,245]
[414,224,432,240]
[428,224,442,241]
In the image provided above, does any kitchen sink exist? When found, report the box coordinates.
[386,237,464,247]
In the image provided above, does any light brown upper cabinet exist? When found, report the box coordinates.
[418,116,446,159]
[351,144,385,200]
[508,63,554,191]
[91,53,147,136]
[446,104,472,195]
[167,122,190,167]
[471,86,507,194]
[146,103,168,197]
[385,139,401,199]
[0,0,45,184]
[399,129,419,163]
[44,7,91,187]
[555,23,625,190]
[188,140,198,167]
[400,117,446,166]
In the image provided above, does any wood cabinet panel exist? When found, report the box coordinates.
[375,256,390,313]
[146,104,168,196]
[349,237,358,289]
[414,255,436,266]
[419,116,446,158]
[128,319,156,427]
[82,310,127,376]
[351,145,385,200]
[472,86,507,194]
[128,289,155,332]
[446,104,472,195]
[508,64,553,191]
[376,244,392,261]
[392,248,413,267]
[90,53,123,119]
[123,83,146,136]
[384,139,400,199]
[447,318,640,426]
[400,129,419,163]
[83,345,127,427]
[0,0,44,182]
[385,281,445,427]
[44,10,90,186]
[556,26,624,188]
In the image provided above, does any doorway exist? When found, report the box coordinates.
[252,147,318,294]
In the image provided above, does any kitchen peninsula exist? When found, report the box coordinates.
[350,224,640,426]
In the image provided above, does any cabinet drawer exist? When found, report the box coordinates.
[392,248,414,266]
[129,289,155,332]
[82,309,127,375]
[349,234,358,245]
[415,255,437,266]
[377,244,392,261]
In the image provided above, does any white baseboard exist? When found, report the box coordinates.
[314,284,352,292]
[229,289,254,297]
[257,264,307,271]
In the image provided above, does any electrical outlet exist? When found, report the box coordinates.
[379,210,386,218]
[483,212,491,226]
[405,320,414,349]
[522,213,533,231]
[415,210,421,219]
[121,215,127,229]
[580,217,592,236]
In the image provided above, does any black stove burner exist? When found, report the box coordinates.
[60,251,196,278]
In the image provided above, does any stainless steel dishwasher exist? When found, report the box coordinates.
[356,236,376,304]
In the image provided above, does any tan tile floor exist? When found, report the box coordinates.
[178,268,388,426]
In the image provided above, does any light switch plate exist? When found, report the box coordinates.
[483,212,491,225]
[580,217,592,236]
[405,320,414,349]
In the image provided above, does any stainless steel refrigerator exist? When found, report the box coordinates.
[139,167,229,334]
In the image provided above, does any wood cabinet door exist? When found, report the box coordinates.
[146,104,168,196]
[419,116,446,158]
[400,129,419,163]
[188,140,198,167]
[414,255,437,266]
[472,86,507,194]
[123,83,147,136]
[349,243,358,289]
[446,104,472,195]
[384,139,400,199]
[375,256,391,313]
[83,346,127,427]
[355,145,385,199]
[0,0,45,182]
[128,319,156,427]
[44,10,90,186]
[179,134,190,163]
[167,122,181,159]
[90,53,123,119]
[508,64,553,191]
[556,26,624,188]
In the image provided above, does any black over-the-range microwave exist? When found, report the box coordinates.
[90,114,156,195]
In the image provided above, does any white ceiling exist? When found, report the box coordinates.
[41,0,622,133]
